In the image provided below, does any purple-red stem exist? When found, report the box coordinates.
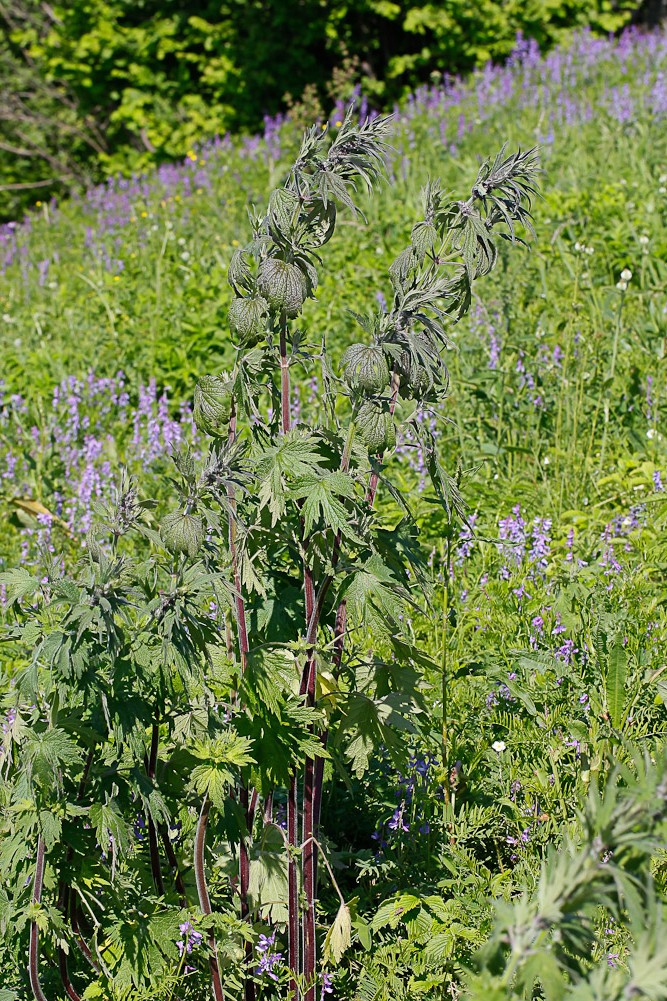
[300,414,359,999]
[70,896,99,972]
[227,397,255,1001]
[58,932,82,1001]
[287,774,299,999]
[147,717,165,896]
[194,796,225,1001]
[278,313,303,996]
[28,836,48,1001]
[239,784,255,1001]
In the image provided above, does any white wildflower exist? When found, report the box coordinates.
[620,268,632,281]
[492,740,506,753]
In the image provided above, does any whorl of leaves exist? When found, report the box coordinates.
[194,374,234,437]
[161,510,205,558]
[357,400,396,454]
[228,295,269,345]
[256,258,309,317]
[340,342,390,393]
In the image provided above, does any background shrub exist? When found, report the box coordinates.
[0,0,639,219]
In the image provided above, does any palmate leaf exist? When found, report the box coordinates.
[38,809,62,851]
[239,698,326,792]
[339,691,420,777]
[24,728,82,786]
[336,553,407,635]
[89,800,130,858]
[255,430,326,525]
[289,471,358,539]
[105,905,183,989]
[240,646,299,713]
[0,568,40,607]
[190,732,254,807]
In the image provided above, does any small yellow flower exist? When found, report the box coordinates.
[231,239,240,247]
[187,150,197,161]
[196,188,203,194]
[335,120,342,127]
[141,211,148,218]
[36,201,42,207]
[113,275,120,281]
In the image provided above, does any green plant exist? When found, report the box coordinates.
[0,111,539,1001]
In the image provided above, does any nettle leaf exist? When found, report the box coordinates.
[267,186,300,242]
[24,728,82,785]
[255,430,326,525]
[323,901,352,965]
[240,647,299,713]
[411,220,438,262]
[0,568,40,607]
[227,247,254,294]
[192,730,255,770]
[290,471,357,538]
[89,800,130,858]
[38,809,62,851]
[296,197,337,249]
[336,553,406,635]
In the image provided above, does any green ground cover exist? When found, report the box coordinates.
[1,27,667,1001]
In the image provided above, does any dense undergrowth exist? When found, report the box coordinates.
[1,26,667,1001]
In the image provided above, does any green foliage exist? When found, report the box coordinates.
[3,25,667,1001]
[0,0,637,218]
[0,99,540,1000]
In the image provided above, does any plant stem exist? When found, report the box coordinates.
[194,796,225,1001]
[147,715,165,897]
[239,782,255,1001]
[279,311,291,435]
[228,394,253,1000]
[227,394,253,996]
[70,894,99,972]
[28,836,48,1001]
[442,536,450,810]
[287,773,300,999]
[58,933,82,1001]
[301,418,356,1001]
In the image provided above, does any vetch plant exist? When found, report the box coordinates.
[0,110,539,1001]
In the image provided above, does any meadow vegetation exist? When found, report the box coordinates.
[1,25,667,1001]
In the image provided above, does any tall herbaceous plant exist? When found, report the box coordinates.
[0,112,538,1001]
